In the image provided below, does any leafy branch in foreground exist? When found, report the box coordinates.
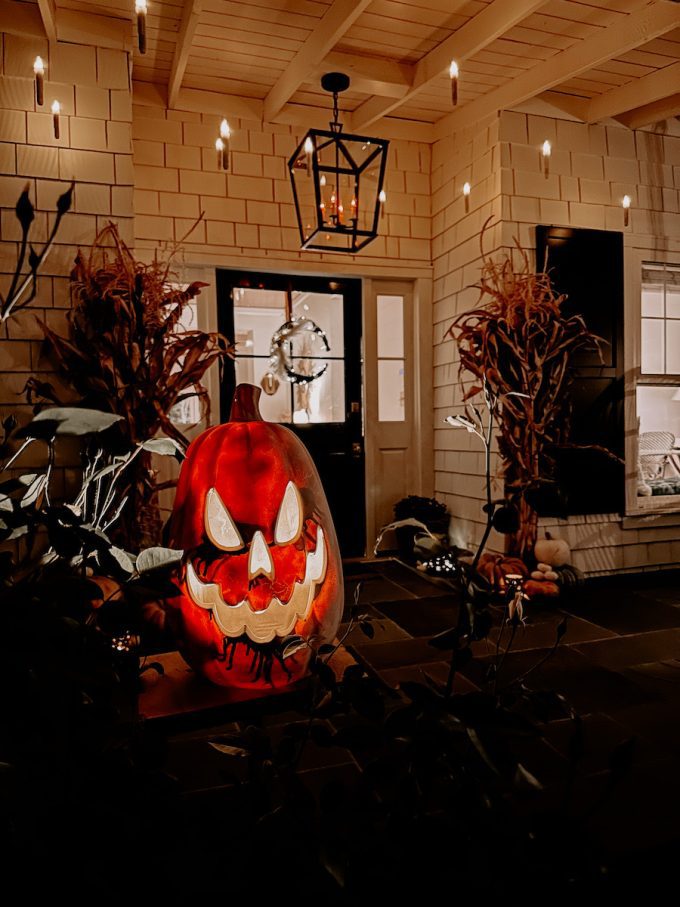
[0,182,74,323]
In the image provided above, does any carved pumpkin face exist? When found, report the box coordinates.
[168,384,344,694]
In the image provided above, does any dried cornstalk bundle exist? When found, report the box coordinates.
[449,217,602,559]
[28,222,233,547]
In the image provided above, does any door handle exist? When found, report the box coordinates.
[351,441,363,458]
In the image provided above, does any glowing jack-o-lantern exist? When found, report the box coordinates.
[168,383,344,694]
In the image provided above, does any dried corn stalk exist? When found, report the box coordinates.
[27,222,233,548]
[449,217,602,559]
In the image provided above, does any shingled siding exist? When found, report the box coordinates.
[432,108,680,576]
[0,30,134,497]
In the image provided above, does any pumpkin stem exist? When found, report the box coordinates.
[230,383,264,422]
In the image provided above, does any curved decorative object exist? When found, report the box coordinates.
[168,383,344,694]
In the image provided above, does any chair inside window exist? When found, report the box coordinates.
[639,431,678,481]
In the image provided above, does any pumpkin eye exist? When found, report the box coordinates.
[205,487,243,551]
[274,481,303,545]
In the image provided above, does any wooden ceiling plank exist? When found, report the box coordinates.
[263,0,372,122]
[616,91,680,129]
[168,0,204,108]
[434,0,680,139]
[57,8,132,50]
[352,0,547,130]
[586,60,680,123]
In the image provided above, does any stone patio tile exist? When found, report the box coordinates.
[458,646,656,713]
[573,628,680,670]
[561,588,680,634]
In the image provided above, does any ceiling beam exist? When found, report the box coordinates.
[263,0,372,123]
[585,61,680,123]
[434,0,680,139]
[615,92,680,130]
[132,80,434,143]
[37,0,57,44]
[316,51,414,100]
[352,0,547,131]
[168,0,203,109]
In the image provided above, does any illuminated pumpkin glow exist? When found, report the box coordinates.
[168,383,343,693]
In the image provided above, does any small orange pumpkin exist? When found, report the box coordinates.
[476,553,528,590]
[524,579,560,598]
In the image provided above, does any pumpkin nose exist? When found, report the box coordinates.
[248,530,274,581]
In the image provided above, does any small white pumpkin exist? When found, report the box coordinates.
[534,532,570,567]
[536,562,552,573]
[530,570,545,580]
[543,569,559,581]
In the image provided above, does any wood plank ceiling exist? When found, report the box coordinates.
[48,0,680,139]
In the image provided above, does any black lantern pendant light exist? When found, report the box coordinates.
[289,72,389,254]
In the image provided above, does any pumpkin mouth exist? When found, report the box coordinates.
[184,527,327,644]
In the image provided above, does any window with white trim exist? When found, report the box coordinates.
[636,263,680,505]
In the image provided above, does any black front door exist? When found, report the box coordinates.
[216,269,365,557]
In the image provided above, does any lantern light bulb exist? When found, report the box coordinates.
[135,0,147,13]
[379,189,387,203]
[542,140,552,157]
[215,137,224,151]
[463,181,471,196]
[33,56,44,75]
[622,195,631,209]
[304,137,313,154]
[449,60,459,79]
[320,174,326,187]
[220,118,230,139]
[51,99,60,115]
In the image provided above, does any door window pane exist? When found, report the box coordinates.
[376,294,406,421]
[377,295,404,357]
[378,360,405,421]
[291,359,345,424]
[291,290,344,354]
[232,287,345,424]
[234,356,292,422]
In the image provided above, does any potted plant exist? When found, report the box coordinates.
[392,494,450,560]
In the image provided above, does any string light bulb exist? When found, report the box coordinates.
[33,56,45,106]
[449,60,459,106]
[303,136,313,176]
[542,139,551,177]
[51,99,61,139]
[219,118,230,170]
[135,0,147,54]
[622,194,631,227]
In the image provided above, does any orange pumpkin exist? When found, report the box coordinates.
[476,553,528,590]
[524,579,560,598]
[168,383,344,695]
